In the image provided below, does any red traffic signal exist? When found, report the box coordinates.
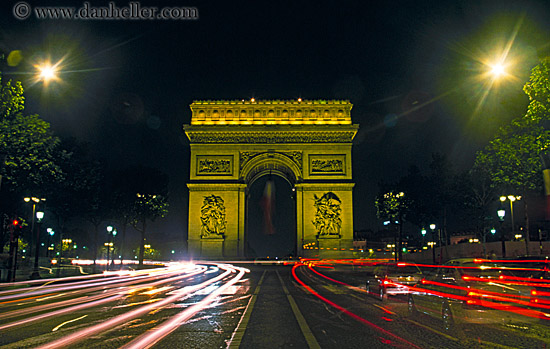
[12,219,20,226]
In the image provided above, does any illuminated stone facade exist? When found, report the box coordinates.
[184,100,358,259]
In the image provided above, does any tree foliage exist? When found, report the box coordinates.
[0,113,64,194]
[474,58,550,194]
[523,57,550,123]
[375,190,408,223]
[473,57,550,246]
[0,75,24,120]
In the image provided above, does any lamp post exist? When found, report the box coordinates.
[24,197,45,279]
[421,228,426,249]
[61,238,72,268]
[31,210,44,279]
[111,229,117,268]
[500,195,521,234]
[106,226,113,270]
[46,228,54,258]
[429,224,436,264]
[498,208,506,258]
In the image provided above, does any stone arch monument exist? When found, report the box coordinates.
[183,100,358,259]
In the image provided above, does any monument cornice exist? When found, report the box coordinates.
[187,183,247,191]
[184,124,359,144]
[295,183,356,191]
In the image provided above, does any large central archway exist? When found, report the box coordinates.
[184,99,358,259]
[246,173,296,258]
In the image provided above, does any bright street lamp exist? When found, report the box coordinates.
[489,63,506,78]
[35,61,60,84]
[39,64,56,80]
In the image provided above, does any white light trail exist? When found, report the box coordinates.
[37,265,233,349]
[0,265,207,330]
[121,264,247,349]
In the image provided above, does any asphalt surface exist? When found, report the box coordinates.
[0,261,549,348]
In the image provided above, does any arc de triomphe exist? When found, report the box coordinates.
[183,99,358,259]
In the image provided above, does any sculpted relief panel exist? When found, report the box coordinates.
[196,155,233,175]
[312,192,342,237]
[200,195,227,238]
[309,154,346,175]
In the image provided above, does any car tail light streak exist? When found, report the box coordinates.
[292,264,421,349]
[531,289,550,305]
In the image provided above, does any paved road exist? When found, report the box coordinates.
[0,261,549,348]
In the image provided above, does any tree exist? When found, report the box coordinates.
[132,193,168,267]
[134,245,161,260]
[0,114,64,195]
[111,166,169,267]
[46,138,105,271]
[456,164,497,233]
[474,57,550,254]
[427,153,458,246]
[375,190,409,261]
[0,74,64,257]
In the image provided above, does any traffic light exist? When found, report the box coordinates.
[11,219,23,236]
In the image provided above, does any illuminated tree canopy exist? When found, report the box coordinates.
[474,57,550,244]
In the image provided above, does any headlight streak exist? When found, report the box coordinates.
[172,293,248,310]
[113,298,163,309]
[0,265,207,329]
[174,305,248,326]
[139,286,175,296]
[194,284,220,295]
[120,264,247,349]
[292,263,422,349]
[36,264,235,349]
[0,294,123,331]
[205,266,220,274]
[0,293,57,305]
[0,264,202,303]
[0,274,151,302]
[0,293,116,321]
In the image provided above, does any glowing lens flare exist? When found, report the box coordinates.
[39,64,57,81]
[33,58,64,86]
[489,63,506,78]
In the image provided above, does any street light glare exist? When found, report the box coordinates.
[38,64,57,81]
[490,63,506,78]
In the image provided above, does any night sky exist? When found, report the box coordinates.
[1,1,550,256]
